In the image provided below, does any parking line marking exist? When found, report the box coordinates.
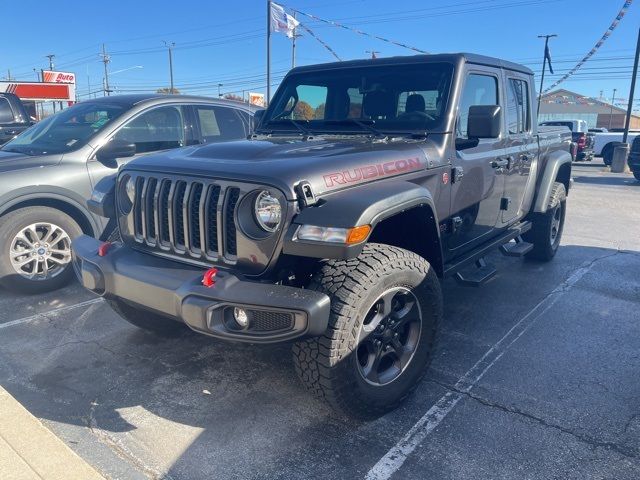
[365,259,601,480]
[0,298,103,330]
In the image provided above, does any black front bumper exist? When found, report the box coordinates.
[72,235,330,343]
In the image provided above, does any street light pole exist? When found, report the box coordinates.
[218,83,223,98]
[623,28,640,144]
[609,88,617,130]
[536,34,557,120]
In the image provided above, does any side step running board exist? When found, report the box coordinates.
[500,236,534,257]
[455,257,497,287]
[444,221,532,282]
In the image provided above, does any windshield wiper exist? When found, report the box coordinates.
[324,119,387,139]
[266,118,313,136]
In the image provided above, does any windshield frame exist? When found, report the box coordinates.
[1,101,130,156]
[259,61,455,136]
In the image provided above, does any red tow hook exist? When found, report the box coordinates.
[97,242,113,257]
[202,267,218,287]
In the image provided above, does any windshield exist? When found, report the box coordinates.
[1,102,127,155]
[261,62,453,135]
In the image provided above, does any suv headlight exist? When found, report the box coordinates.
[254,190,281,232]
[118,175,135,214]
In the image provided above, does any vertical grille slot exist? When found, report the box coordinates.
[224,187,240,257]
[133,177,145,238]
[158,180,172,245]
[188,183,204,252]
[205,185,221,256]
[144,178,158,243]
[172,181,187,250]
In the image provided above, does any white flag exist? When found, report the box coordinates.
[270,2,299,38]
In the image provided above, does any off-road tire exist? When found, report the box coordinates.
[524,182,566,261]
[106,298,189,337]
[292,244,442,419]
[0,207,82,294]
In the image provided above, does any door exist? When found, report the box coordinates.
[447,69,505,252]
[501,75,535,224]
[87,104,190,189]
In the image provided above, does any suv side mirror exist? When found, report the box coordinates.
[467,105,501,139]
[96,139,136,167]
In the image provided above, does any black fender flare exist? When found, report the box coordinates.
[282,180,442,266]
[533,149,572,213]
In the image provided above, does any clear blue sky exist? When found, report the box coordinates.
[1,0,638,110]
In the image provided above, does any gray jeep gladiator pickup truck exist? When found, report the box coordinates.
[73,53,572,418]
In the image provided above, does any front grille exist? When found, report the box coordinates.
[127,175,242,260]
[250,311,294,332]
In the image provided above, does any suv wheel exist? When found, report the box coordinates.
[292,244,442,419]
[0,207,81,294]
[106,298,189,337]
[602,145,613,166]
[523,182,567,261]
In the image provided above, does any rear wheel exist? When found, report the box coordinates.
[602,145,613,166]
[106,298,189,337]
[292,244,442,419]
[0,207,81,294]
[524,182,566,261]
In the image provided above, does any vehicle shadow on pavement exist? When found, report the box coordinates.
[1,244,639,479]
[572,175,639,187]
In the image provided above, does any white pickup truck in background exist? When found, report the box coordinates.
[592,130,640,165]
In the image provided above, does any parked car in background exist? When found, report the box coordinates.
[628,135,640,182]
[539,119,594,161]
[592,129,640,165]
[0,94,259,293]
[0,93,32,145]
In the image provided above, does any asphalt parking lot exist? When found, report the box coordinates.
[0,160,639,480]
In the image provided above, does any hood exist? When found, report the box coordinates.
[124,136,433,200]
[0,150,62,173]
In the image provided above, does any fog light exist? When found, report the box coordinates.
[233,307,249,328]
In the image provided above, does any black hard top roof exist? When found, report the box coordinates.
[289,53,533,76]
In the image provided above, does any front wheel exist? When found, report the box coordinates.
[0,207,81,294]
[292,244,442,419]
[523,182,567,261]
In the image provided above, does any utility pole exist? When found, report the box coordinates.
[536,34,557,119]
[266,0,272,105]
[609,88,617,129]
[100,44,111,96]
[164,41,175,93]
[6,69,11,81]
[291,12,301,68]
[366,50,380,59]
[623,28,640,144]
[45,54,56,112]
[218,83,223,98]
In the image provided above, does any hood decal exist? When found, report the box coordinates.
[323,157,423,189]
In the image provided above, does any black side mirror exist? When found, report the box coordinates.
[96,139,136,167]
[467,105,501,139]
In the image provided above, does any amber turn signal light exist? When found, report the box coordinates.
[346,225,371,244]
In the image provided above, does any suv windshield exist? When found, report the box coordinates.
[1,102,127,155]
[261,62,453,135]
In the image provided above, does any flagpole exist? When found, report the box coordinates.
[267,0,272,105]
[537,34,557,120]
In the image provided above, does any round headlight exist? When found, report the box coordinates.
[254,190,281,232]
[118,176,135,214]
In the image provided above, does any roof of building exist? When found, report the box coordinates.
[540,88,636,116]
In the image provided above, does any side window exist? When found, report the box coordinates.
[457,74,498,138]
[114,106,184,154]
[506,78,530,135]
[0,98,14,123]
[195,106,246,143]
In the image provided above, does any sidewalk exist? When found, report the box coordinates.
[0,386,105,480]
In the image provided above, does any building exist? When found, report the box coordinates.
[539,88,640,130]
